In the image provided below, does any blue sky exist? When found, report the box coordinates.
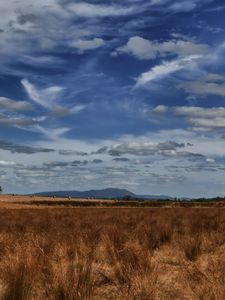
[0,0,225,197]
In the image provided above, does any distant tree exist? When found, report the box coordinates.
[0,186,2,193]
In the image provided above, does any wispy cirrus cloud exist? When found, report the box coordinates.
[21,79,86,118]
[151,0,214,12]
[136,55,201,87]
[67,2,139,17]
[21,79,64,109]
[26,125,70,141]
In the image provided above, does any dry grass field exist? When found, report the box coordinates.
[0,197,225,299]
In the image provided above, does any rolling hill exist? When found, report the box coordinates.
[33,188,172,200]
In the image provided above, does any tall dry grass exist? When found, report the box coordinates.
[0,207,225,299]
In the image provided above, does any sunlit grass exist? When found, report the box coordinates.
[0,207,225,299]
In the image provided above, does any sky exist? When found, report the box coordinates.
[0,0,225,197]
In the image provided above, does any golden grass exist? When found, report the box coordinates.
[0,207,225,299]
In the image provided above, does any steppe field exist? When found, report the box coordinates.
[0,196,225,299]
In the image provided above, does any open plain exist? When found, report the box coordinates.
[0,196,224,299]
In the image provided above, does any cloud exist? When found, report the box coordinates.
[67,0,210,20]
[92,146,108,154]
[169,1,197,12]
[59,150,88,156]
[70,104,87,114]
[150,105,225,132]
[173,106,225,118]
[49,104,86,118]
[18,55,65,67]
[0,0,66,53]
[178,74,225,96]
[71,38,105,52]
[189,118,225,130]
[150,0,211,12]
[67,3,138,17]
[0,160,18,167]
[113,157,130,162]
[31,125,70,140]
[21,79,64,109]
[0,97,33,111]
[0,114,39,126]
[206,158,215,163]
[71,160,88,166]
[166,163,220,173]
[136,55,201,87]
[142,172,187,184]
[152,105,169,113]
[0,140,55,154]
[100,141,185,156]
[173,107,225,131]
[21,79,84,119]
[49,105,71,118]
[43,161,69,168]
[92,159,103,164]
[171,151,204,161]
[116,36,208,60]
[169,0,214,12]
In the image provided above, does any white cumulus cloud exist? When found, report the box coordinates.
[116,36,208,60]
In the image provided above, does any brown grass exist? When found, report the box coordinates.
[0,206,225,299]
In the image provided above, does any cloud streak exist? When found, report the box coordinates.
[0,140,55,154]
[151,105,225,132]
[67,3,139,17]
[0,97,33,111]
[179,74,225,96]
[136,55,201,87]
[21,79,64,109]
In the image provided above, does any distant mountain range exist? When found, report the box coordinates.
[33,188,173,200]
